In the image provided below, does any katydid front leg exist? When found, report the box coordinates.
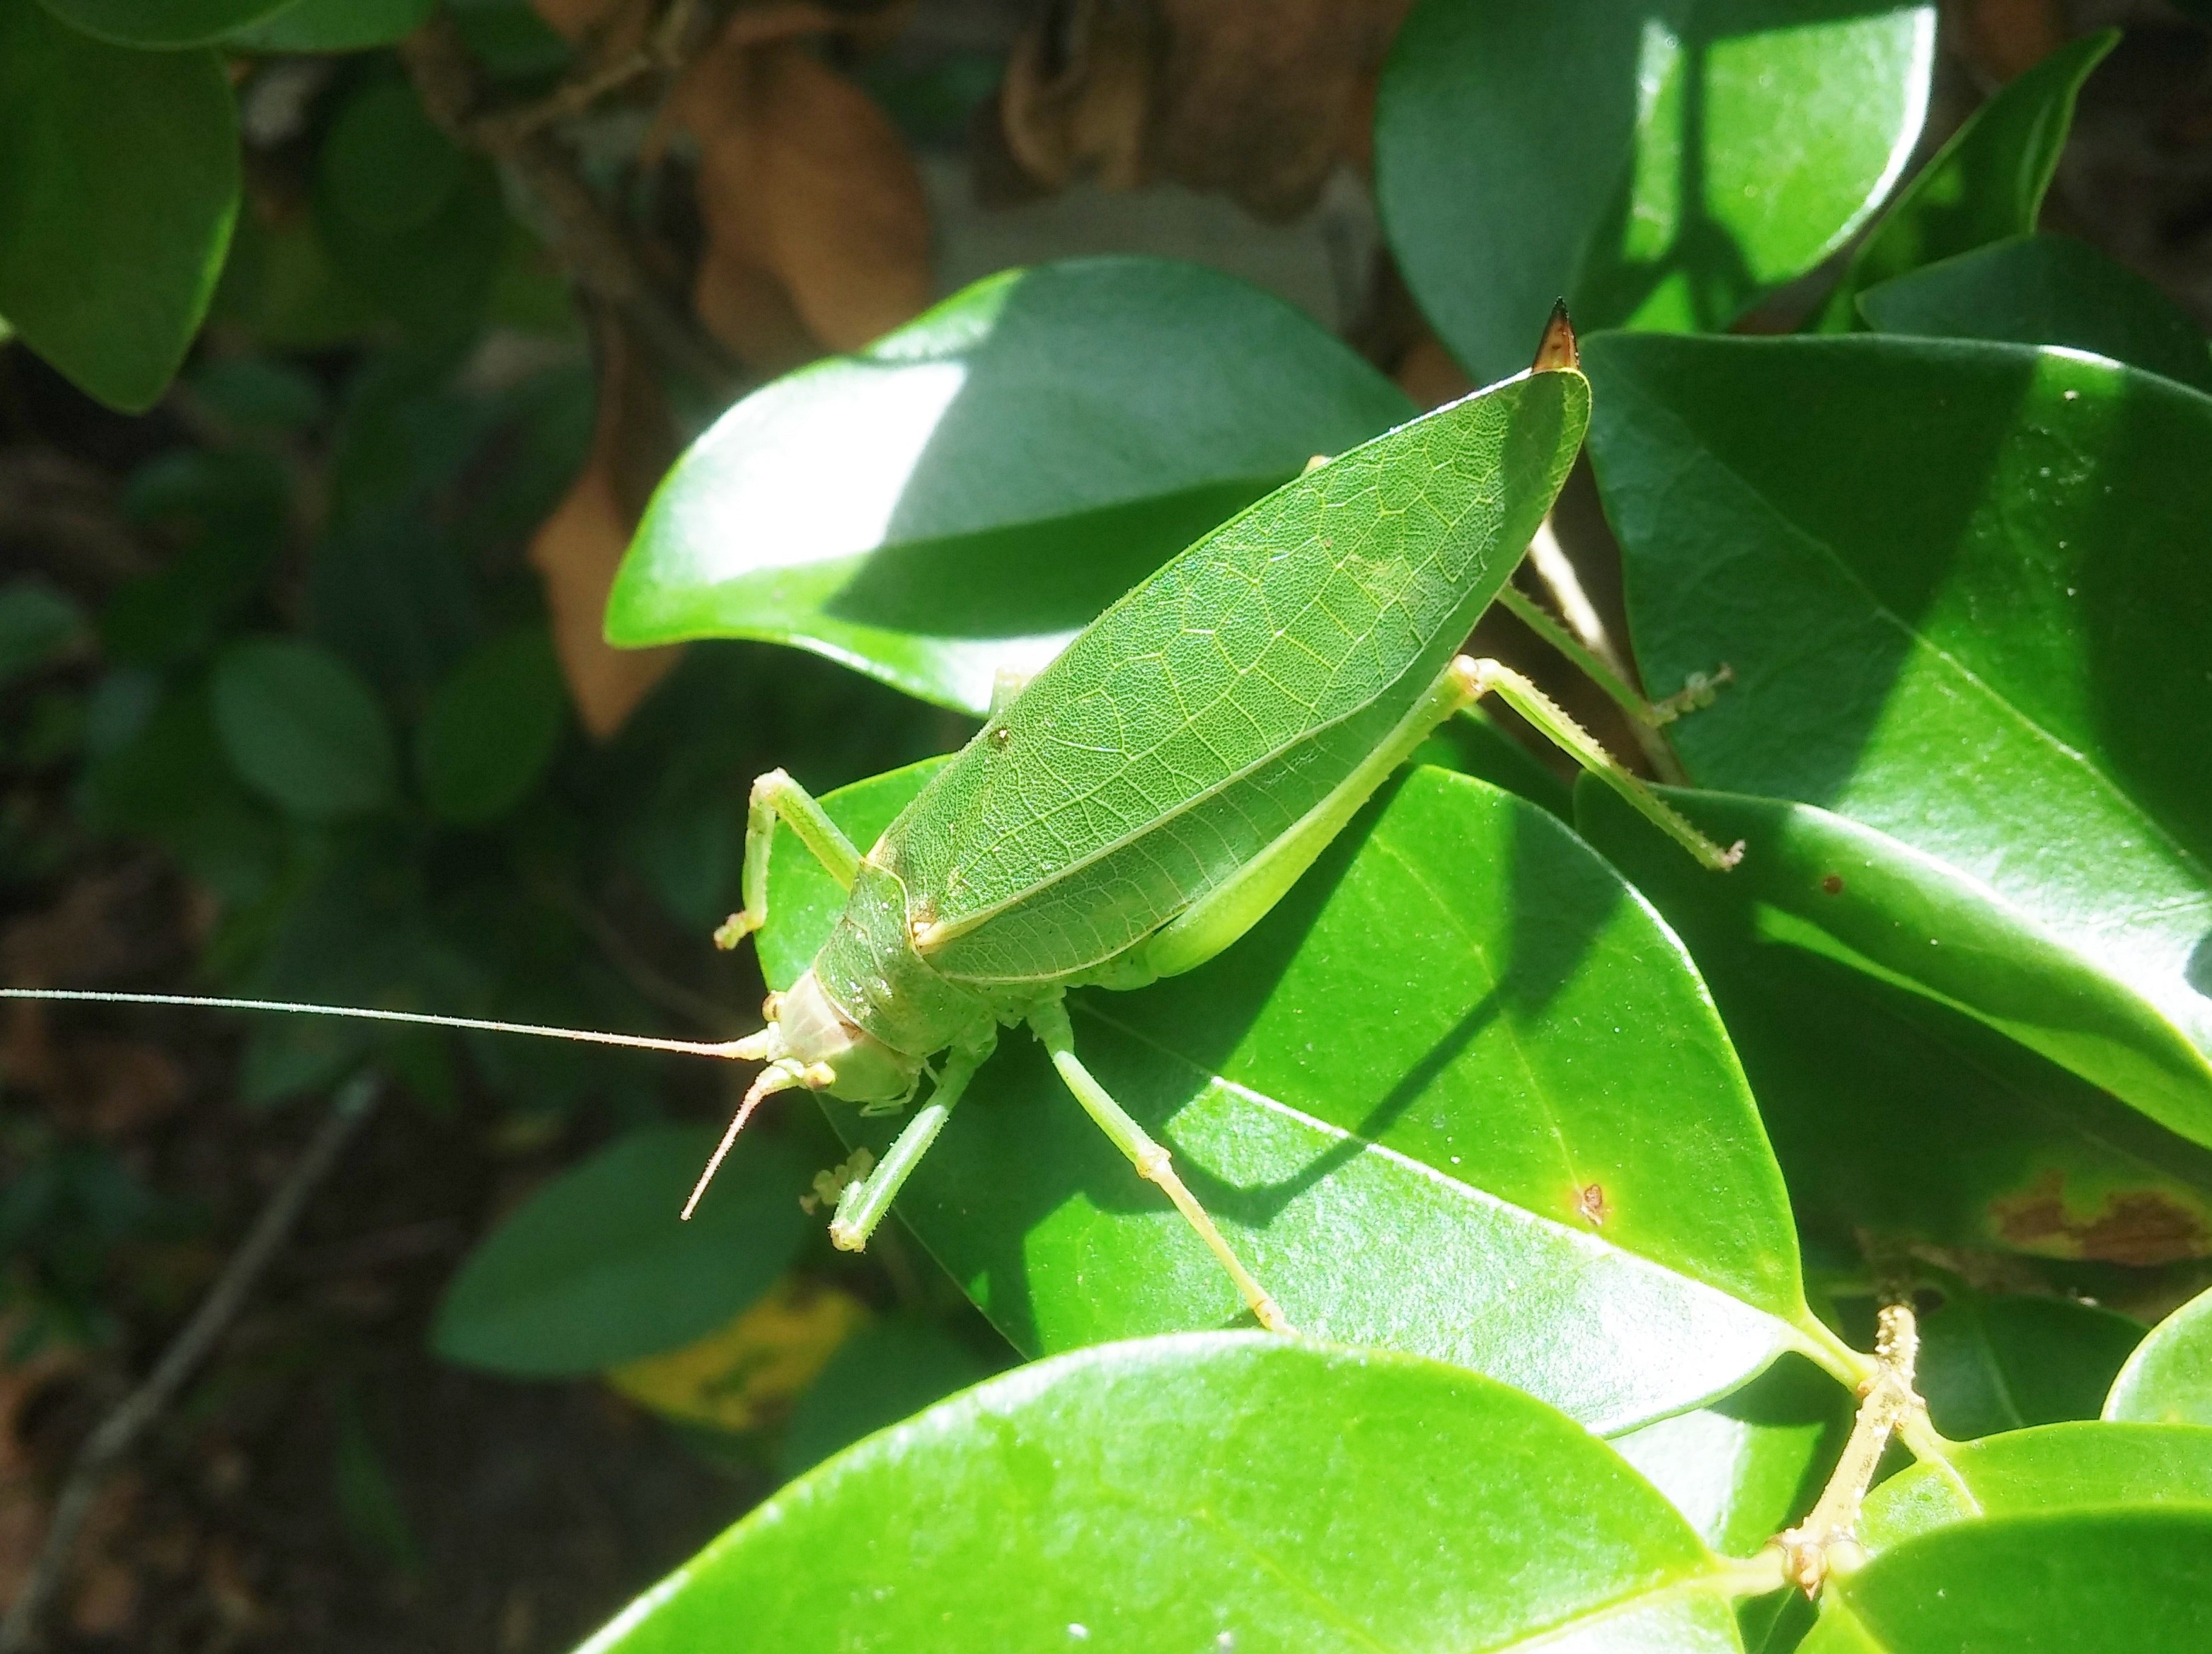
[1028,993,1291,1335]
[827,1018,998,1251]
[715,769,864,951]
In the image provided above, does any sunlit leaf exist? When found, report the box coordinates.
[2105,1284,2212,1425]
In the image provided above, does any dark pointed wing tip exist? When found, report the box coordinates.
[1532,300,1579,373]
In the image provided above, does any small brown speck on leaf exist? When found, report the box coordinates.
[1820,874,1845,896]
[1577,1183,1607,1226]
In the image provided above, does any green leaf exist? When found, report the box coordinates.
[575,1334,1748,1654]
[1860,1421,2212,1551]
[1814,31,2116,331]
[609,258,1416,714]
[210,202,379,351]
[1375,0,1935,385]
[1587,332,2212,1138]
[226,0,432,52]
[211,637,399,819]
[0,0,238,410]
[433,1125,809,1377]
[0,579,85,688]
[1859,235,2212,392]
[2106,1284,2212,1425]
[34,0,287,47]
[1906,1285,2143,1440]
[757,759,1824,1433]
[415,628,567,826]
[314,78,503,340]
[1613,1355,1849,1556]
[776,1316,1001,1479]
[1799,1511,2212,1653]
[1578,782,2212,1251]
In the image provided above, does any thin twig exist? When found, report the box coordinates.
[0,1077,381,1654]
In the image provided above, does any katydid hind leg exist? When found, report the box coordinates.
[1027,995,1291,1334]
[715,768,864,952]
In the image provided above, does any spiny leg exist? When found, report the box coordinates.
[826,1021,999,1251]
[1464,657,1743,870]
[715,769,863,951]
[1027,995,1291,1334]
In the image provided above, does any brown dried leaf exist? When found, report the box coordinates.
[531,0,648,50]
[1001,0,1158,192]
[1952,0,2065,85]
[529,316,684,738]
[674,31,933,359]
[1394,330,1472,410]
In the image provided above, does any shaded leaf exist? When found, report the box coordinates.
[1814,30,2115,330]
[1858,234,2212,392]
[1860,1421,2212,1551]
[611,258,1415,714]
[211,637,398,820]
[1587,332,2212,1135]
[226,0,432,51]
[607,1277,871,1434]
[2104,1284,2212,1425]
[1376,0,1935,383]
[756,759,1823,1433]
[0,1,238,410]
[0,580,86,689]
[1799,1511,2212,1652]
[415,626,568,826]
[1578,781,2212,1251]
[433,1123,810,1377]
[1910,1285,2142,1440]
[777,1314,1002,1478]
[575,1334,1748,1654]
[35,0,287,47]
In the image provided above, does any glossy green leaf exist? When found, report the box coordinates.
[415,627,567,826]
[776,1316,1001,1479]
[314,78,502,339]
[35,0,287,47]
[1861,1421,2212,1551]
[1375,0,1934,385]
[0,0,238,410]
[577,1334,1749,1654]
[432,1124,808,1377]
[609,258,1416,714]
[226,0,432,51]
[1799,1511,2212,1653]
[1859,235,2212,392]
[1613,1355,1848,1556]
[211,636,398,819]
[2106,1284,2212,1425]
[1578,782,2212,1257]
[1907,1285,2143,1440]
[1814,31,2115,331]
[756,759,1824,1433]
[1587,332,2212,1138]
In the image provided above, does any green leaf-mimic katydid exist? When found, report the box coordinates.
[1,307,1737,1331]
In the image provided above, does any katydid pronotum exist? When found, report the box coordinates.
[4,307,1737,1335]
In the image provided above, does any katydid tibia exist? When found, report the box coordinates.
[3,306,1738,1334]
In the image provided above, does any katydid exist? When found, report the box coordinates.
[2,307,1736,1334]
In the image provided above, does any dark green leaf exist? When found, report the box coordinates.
[776,1316,1001,1479]
[314,78,502,340]
[1859,235,2212,392]
[576,1334,1746,1654]
[1799,1511,2212,1652]
[1376,0,1935,384]
[1860,1421,2212,1551]
[212,637,398,819]
[609,258,1415,713]
[0,1,238,410]
[0,579,85,688]
[432,1125,809,1377]
[415,628,567,826]
[210,202,379,351]
[2105,1284,2212,1425]
[226,0,432,52]
[1814,31,2116,331]
[35,0,287,47]
[1906,1285,2142,1440]
[1577,782,2212,1233]
[756,759,1826,1433]
[1588,332,2212,1137]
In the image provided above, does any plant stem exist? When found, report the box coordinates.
[0,1077,381,1654]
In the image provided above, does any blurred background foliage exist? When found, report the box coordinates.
[1,0,2211,1646]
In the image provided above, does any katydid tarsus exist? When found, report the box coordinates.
[3,306,1738,1335]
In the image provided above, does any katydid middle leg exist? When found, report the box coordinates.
[1028,993,1291,1334]
[715,769,863,952]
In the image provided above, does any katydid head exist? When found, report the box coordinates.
[767,969,922,1106]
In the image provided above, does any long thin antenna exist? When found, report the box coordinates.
[681,1061,801,1220]
[0,988,752,1060]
